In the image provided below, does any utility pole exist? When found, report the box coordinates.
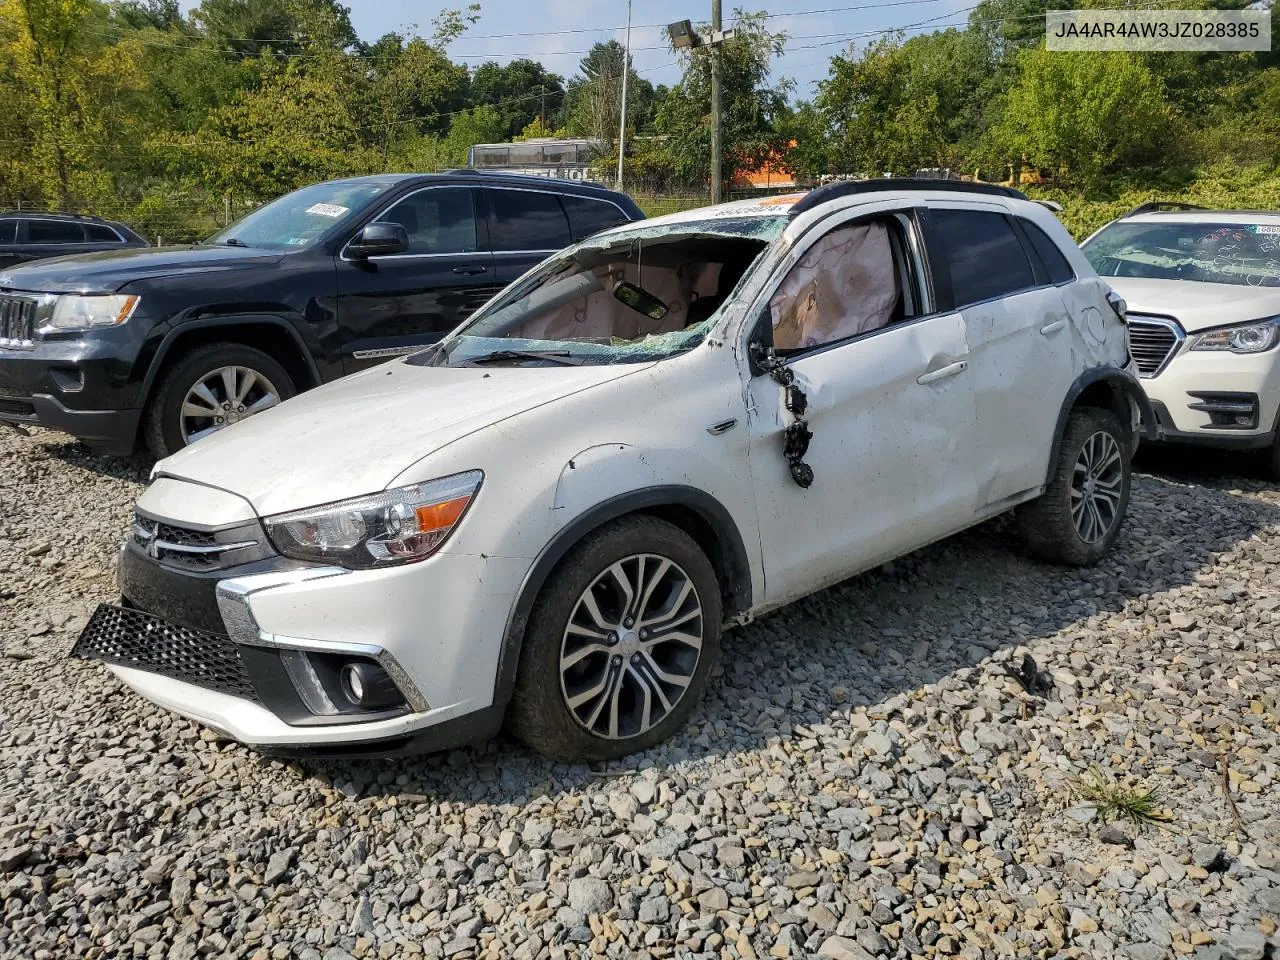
[667,16,733,203]
[710,0,722,204]
[616,0,632,192]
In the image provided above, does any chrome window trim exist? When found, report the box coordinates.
[1125,313,1185,379]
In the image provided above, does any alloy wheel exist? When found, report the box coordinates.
[180,365,281,444]
[1071,430,1124,543]
[559,553,704,740]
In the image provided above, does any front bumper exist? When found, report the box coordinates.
[75,537,530,752]
[1140,348,1280,449]
[0,336,143,454]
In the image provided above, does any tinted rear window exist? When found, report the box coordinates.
[488,189,572,252]
[84,223,122,242]
[1020,219,1074,284]
[28,220,85,244]
[930,210,1035,307]
[0,219,15,243]
[561,195,630,241]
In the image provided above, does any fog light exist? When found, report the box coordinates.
[339,662,403,709]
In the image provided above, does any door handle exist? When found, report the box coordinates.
[452,265,487,275]
[1040,319,1067,335]
[917,360,968,385]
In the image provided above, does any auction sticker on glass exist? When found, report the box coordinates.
[1046,9,1270,51]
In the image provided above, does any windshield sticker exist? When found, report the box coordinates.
[306,203,349,218]
[284,237,308,245]
[1251,224,1280,235]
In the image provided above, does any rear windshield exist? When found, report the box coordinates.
[1083,221,1280,287]
[207,181,393,251]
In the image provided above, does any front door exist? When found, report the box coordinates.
[745,210,980,605]
[335,186,499,372]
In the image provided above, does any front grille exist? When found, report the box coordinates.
[132,513,263,570]
[0,295,37,349]
[72,603,260,702]
[1126,315,1182,378]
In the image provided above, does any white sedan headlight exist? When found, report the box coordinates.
[264,471,483,569]
[1188,316,1280,354]
[40,294,140,333]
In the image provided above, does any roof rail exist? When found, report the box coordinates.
[1124,201,1206,217]
[0,209,110,222]
[790,178,1027,216]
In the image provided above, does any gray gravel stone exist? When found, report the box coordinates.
[4,430,1280,960]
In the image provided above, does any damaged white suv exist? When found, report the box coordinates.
[74,180,1152,761]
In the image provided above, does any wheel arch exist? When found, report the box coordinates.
[1046,366,1156,486]
[492,485,754,709]
[138,315,322,411]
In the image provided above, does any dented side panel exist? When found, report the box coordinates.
[745,313,980,606]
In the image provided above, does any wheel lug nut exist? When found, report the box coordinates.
[237,405,245,413]
[631,654,640,663]
[624,617,634,627]
[222,402,230,409]
[215,417,224,423]
[639,629,648,639]
[612,655,621,665]
[607,632,617,644]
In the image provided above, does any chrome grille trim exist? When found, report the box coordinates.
[1126,314,1184,379]
[0,294,37,350]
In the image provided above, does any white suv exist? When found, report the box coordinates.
[74,181,1151,761]
[1083,203,1280,476]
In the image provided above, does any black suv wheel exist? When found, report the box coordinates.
[1017,407,1133,565]
[507,516,722,762]
[144,343,296,458]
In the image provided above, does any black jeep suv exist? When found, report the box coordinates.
[0,172,642,456]
[0,212,147,268]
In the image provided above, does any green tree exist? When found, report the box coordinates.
[190,0,357,54]
[442,104,506,166]
[471,59,565,139]
[564,40,654,147]
[992,48,1176,190]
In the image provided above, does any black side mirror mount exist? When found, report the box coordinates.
[348,222,409,259]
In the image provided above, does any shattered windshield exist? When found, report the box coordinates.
[416,216,787,367]
[1083,221,1280,287]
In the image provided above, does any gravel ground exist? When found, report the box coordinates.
[1,425,1278,960]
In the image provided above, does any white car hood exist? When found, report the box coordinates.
[1106,277,1280,332]
[155,359,646,516]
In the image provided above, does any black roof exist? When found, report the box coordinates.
[790,178,1027,216]
[0,210,125,225]
[327,170,631,198]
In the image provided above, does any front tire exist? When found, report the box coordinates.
[143,343,296,458]
[507,516,722,762]
[1017,407,1132,566]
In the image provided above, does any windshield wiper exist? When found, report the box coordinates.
[465,349,587,367]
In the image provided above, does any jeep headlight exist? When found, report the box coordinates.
[264,471,482,569]
[40,294,140,333]
[1188,316,1280,354]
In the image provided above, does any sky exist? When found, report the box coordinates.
[184,0,980,100]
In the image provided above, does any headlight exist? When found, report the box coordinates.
[265,471,483,569]
[1188,316,1280,354]
[40,294,140,333]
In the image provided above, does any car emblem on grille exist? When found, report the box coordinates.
[133,520,161,558]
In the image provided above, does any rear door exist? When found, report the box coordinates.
[334,185,499,373]
[17,218,99,262]
[483,187,574,286]
[921,204,1077,507]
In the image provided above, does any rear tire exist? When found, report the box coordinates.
[1017,407,1132,566]
[507,516,722,762]
[1264,438,1280,482]
[143,343,295,458]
